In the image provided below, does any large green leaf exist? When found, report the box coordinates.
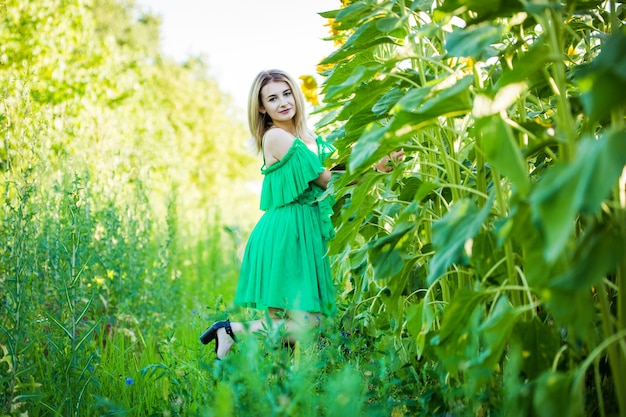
[376,75,474,138]
[405,300,424,338]
[325,63,383,101]
[466,296,522,392]
[321,18,402,65]
[473,82,527,117]
[322,50,377,96]
[327,174,381,256]
[550,223,625,290]
[414,181,442,203]
[511,320,561,380]
[445,22,504,59]
[342,73,474,174]
[529,130,626,261]
[397,175,423,202]
[469,230,507,282]
[477,296,518,353]
[476,114,531,196]
[494,41,552,91]
[348,122,391,172]
[395,75,473,116]
[438,0,524,22]
[371,87,406,115]
[431,289,487,372]
[343,108,386,144]
[544,288,596,340]
[426,196,494,284]
[366,220,416,279]
[331,0,378,30]
[338,76,398,120]
[532,371,582,417]
[576,31,626,126]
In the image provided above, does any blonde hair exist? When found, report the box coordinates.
[247,69,310,153]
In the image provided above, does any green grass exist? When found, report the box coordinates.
[0,170,412,417]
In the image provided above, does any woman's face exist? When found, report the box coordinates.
[259,80,296,124]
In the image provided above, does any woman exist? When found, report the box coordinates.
[200,69,337,359]
[200,69,403,359]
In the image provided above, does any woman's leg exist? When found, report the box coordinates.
[214,308,324,359]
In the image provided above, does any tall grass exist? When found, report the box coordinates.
[1,159,246,415]
[1,1,279,413]
[0,75,381,417]
[0,131,420,416]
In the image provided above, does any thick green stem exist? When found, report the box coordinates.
[611,128,626,415]
[596,284,626,416]
[616,263,626,414]
[607,13,626,411]
[473,128,487,208]
[609,0,618,34]
[406,8,428,86]
[542,8,577,161]
[492,170,523,312]
[472,56,488,207]
[440,275,451,306]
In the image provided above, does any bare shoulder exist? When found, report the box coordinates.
[263,128,296,163]
[264,128,294,147]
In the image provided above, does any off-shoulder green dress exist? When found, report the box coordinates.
[234,136,337,316]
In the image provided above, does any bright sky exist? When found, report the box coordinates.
[136,0,339,110]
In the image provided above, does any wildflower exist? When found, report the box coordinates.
[299,75,319,106]
[567,44,575,56]
[125,377,134,385]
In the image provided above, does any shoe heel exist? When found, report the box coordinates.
[200,327,215,344]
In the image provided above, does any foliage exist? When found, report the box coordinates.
[318,0,626,415]
[2,0,626,415]
[0,0,258,415]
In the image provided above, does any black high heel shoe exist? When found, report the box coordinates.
[200,320,237,354]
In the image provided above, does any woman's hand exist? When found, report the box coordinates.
[373,149,405,172]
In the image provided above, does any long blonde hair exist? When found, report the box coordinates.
[247,69,310,153]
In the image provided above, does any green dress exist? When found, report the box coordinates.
[234,136,337,316]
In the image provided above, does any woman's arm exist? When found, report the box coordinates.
[327,150,406,185]
[373,149,406,172]
[313,170,332,189]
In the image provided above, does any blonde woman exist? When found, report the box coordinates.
[200,69,337,359]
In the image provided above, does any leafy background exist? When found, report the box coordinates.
[1,0,625,416]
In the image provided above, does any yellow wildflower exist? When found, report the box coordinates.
[299,75,319,106]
